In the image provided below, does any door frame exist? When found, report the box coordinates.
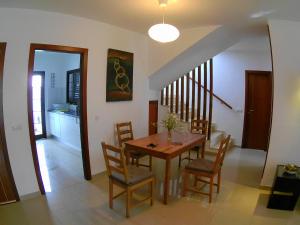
[0,42,20,201]
[242,70,273,150]
[27,44,91,195]
[32,71,47,140]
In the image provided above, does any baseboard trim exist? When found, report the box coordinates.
[20,191,41,201]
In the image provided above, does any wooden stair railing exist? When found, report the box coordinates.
[192,79,233,110]
[160,59,232,140]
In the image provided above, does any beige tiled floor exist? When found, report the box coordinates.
[1,145,299,225]
[35,139,83,192]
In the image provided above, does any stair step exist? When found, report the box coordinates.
[205,136,234,154]
[209,130,224,149]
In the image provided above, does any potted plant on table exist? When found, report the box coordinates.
[161,113,182,140]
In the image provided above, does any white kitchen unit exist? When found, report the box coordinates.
[48,111,81,151]
[49,112,61,137]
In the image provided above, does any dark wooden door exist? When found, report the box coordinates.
[149,100,158,135]
[242,70,272,151]
[0,43,19,204]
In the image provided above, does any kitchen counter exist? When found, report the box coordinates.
[48,109,79,118]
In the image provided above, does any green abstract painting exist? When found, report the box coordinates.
[106,49,133,102]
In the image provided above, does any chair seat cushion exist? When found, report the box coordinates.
[185,158,214,173]
[126,149,148,158]
[130,150,148,158]
[111,165,153,185]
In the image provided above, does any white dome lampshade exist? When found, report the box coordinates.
[148,23,180,43]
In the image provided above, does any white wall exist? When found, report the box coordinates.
[261,19,300,186]
[148,26,218,76]
[34,51,80,135]
[213,37,272,145]
[34,51,80,108]
[0,8,149,196]
[148,24,260,90]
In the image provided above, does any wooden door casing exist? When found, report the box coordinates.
[0,42,19,204]
[28,44,91,195]
[148,100,158,135]
[242,70,272,151]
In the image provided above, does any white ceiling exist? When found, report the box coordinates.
[1,0,300,34]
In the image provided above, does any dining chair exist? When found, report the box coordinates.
[182,135,231,203]
[116,122,152,170]
[178,119,208,167]
[101,142,155,218]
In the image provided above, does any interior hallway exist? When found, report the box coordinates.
[0,147,299,225]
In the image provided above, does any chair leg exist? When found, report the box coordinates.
[178,154,182,168]
[182,171,188,197]
[126,189,131,218]
[109,178,113,209]
[149,155,152,171]
[136,158,139,167]
[196,148,199,158]
[131,157,134,165]
[217,170,221,193]
[201,142,205,158]
[150,179,154,206]
[209,177,213,203]
[188,150,191,162]
[193,175,198,187]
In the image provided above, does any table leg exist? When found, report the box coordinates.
[163,158,171,204]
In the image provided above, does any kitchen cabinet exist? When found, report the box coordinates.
[49,112,61,137]
[60,114,81,150]
[48,112,81,151]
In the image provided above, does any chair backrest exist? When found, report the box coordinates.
[213,135,231,172]
[116,122,134,148]
[101,142,129,183]
[191,120,208,136]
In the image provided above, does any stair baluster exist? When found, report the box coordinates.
[185,74,190,122]
[197,65,201,120]
[191,68,196,120]
[175,80,179,113]
[165,85,169,106]
[180,76,184,120]
[208,59,214,140]
[203,62,208,121]
[170,82,174,113]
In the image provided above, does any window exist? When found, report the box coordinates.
[66,68,80,104]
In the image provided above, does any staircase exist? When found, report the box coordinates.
[160,58,233,153]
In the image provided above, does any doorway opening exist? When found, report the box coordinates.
[28,44,91,194]
[32,71,46,140]
[148,100,158,135]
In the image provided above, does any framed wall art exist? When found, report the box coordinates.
[106,49,133,102]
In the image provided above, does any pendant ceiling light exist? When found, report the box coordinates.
[148,0,180,43]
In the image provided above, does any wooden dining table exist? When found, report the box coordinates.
[124,131,205,204]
